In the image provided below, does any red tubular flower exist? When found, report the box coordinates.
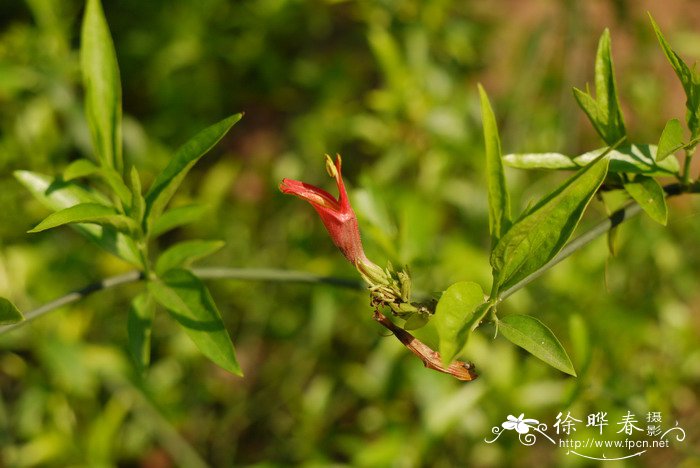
[280,155,369,266]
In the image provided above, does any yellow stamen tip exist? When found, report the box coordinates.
[325,154,338,179]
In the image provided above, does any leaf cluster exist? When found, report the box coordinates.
[6,0,243,376]
[432,15,699,376]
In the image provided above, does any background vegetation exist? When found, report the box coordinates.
[1,0,699,466]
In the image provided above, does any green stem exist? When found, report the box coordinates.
[683,152,693,186]
[0,269,362,336]
[190,267,364,289]
[0,271,143,335]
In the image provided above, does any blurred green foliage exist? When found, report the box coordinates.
[1,0,699,466]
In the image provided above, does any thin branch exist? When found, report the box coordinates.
[0,271,144,335]
[0,269,362,335]
[372,309,478,381]
[191,267,364,290]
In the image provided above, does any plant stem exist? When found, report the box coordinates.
[0,269,363,336]
[683,152,694,186]
[0,271,144,335]
[372,309,477,381]
[191,267,364,289]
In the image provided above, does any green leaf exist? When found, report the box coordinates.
[491,155,609,292]
[144,114,242,228]
[129,166,145,225]
[99,168,132,208]
[573,29,626,144]
[64,159,132,208]
[649,14,700,138]
[127,292,154,373]
[434,281,485,365]
[0,298,23,325]
[499,314,576,376]
[15,170,141,265]
[148,269,241,376]
[478,84,511,244]
[623,175,668,225]
[155,240,225,276]
[28,202,139,235]
[150,204,208,238]
[504,144,679,176]
[503,152,580,170]
[657,118,684,161]
[403,312,429,331]
[64,159,100,181]
[81,0,123,173]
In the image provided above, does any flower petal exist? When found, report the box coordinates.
[280,178,340,210]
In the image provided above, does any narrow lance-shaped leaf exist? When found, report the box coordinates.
[649,14,700,139]
[81,0,123,173]
[28,202,139,235]
[148,268,241,376]
[573,29,626,144]
[499,314,576,376]
[505,144,679,176]
[0,298,23,325]
[127,292,154,373]
[144,113,242,230]
[64,159,100,181]
[594,28,626,142]
[155,240,225,276]
[491,154,610,293]
[64,158,132,208]
[129,166,145,225]
[15,171,141,265]
[657,118,685,162]
[623,175,668,225]
[478,84,511,244]
[150,203,208,238]
[434,281,486,365]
